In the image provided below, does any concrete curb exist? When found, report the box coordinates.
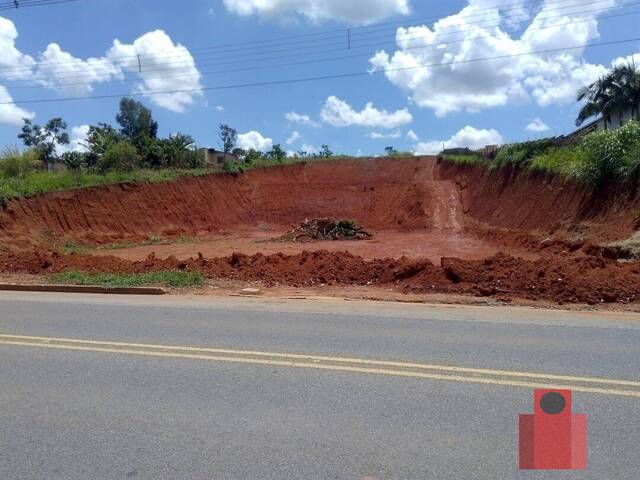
[0,284,165,295]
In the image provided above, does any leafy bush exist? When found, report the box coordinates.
[0,147,40,179]
[579,120,640,186]
[494,138,556,168]
[97,141,141,173]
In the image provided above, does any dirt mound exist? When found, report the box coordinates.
[2,249,638,304]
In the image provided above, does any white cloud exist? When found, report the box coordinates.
[406,129,420,142]
[301,143,319,154]
[413,126,503,155]
[0,16,35,77]
[286,130,301,145]
[57,125,90,155]
[367,130,401,139]
[215,105,225,112]
[0,85,34,126]
[321,96,412,129]
[369,0,619,116]
[223,0,409,25]
[237,130,273,151]
[525,118,550,132]
[10,25,202,113]
[285,111,320,128]
[107,30,203,113]
[34,43,121,95]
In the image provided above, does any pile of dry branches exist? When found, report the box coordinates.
[277,218,372,243]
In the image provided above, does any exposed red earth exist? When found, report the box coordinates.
[1,156,639,304]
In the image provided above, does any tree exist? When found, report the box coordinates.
[320,145,333,158]
[266,144,286,162]
[116,97,158,141]
[218,124,237,153]
[61,151,86,184]
[85,123,122,167]
[160,133,197,168]
[385,146,397,156]
[576,61,640,126]
[18,118,70,170]
[97,141,140,173]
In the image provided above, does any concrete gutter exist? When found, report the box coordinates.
[0,284,165,295]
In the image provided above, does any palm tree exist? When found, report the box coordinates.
[576,61,640,126]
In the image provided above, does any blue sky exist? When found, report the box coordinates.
[0,0,639,156]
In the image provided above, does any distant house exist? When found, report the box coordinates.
[570,104,638,139]
[201,148,237,169]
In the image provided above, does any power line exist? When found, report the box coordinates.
[8,6,640,91]
[3,36,638,106]
[0,0,633,83]
[0,0,79,11]
[0,0,622,75]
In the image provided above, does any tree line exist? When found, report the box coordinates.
[15,97,335,178]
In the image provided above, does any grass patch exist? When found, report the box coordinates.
[439,153,485,165]
[0,168,212,201]
[50,270,205,288]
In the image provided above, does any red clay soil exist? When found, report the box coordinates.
[1,156,639,304]
[1,249,638,305]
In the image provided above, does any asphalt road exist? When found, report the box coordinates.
[0,292,639,479]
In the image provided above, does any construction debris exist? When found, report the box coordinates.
[277,218,373,243]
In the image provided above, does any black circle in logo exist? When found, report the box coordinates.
[540,392,566,414]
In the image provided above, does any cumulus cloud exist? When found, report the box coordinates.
[285,111,320,128]
[525,118,550,132]
[1,18,203,113]
[34,43,121,96]
[301,143,319,154]
[237,130,273,151]
[286,130,301,145]
[107,30,203,113]
[321,96,412,129]
[0,85,34,125]
[406,129,420,142]
[0,17,36,126]
[57,125,90,155]
[223,0,409,25]
[369,0,619,116]
[0,16,35,76]
[413,126,503,155]
[367,130,401,139]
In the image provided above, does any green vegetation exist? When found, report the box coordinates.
[439,152,485,165]
[51,270,205,288]
[438,120,640,187]
[0,166,211,201]
[576,61,640,127]
[0,98,339,201]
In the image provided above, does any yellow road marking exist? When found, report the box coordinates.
[1,334,639,398]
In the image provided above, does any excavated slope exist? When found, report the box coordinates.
[0,156,638,250]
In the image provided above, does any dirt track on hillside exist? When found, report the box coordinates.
[1,157,639,304]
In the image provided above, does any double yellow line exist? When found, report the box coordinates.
[1,333,639,398]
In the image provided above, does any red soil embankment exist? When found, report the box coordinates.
[436,161,640,243]
[0,157,440,249]
[1,156,639,304]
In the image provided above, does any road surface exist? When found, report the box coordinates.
[1,292,639,479]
